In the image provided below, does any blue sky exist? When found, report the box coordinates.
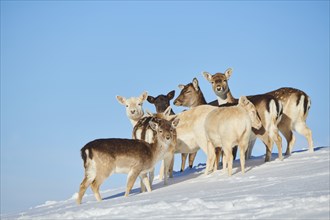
[1,1,329,214]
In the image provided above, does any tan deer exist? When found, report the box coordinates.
[173,77,235,170]
[116,91,148,126]
[76,117,179,204]
[205,96,262,176]
[203,69,283,161]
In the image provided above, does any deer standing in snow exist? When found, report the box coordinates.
[76,117,179,204]
[147,90,198,172]
[203,69,283,161]
[203,68,314,158]
[205,96,262,175]
[173,77,238,170]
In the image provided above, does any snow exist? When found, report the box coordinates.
[2,147,329,220]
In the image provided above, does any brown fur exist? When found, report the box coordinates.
[175,77,238,169]
[148,88,199,172]
[77,118,178,204]
[203,69,283,161]
[266,87,313,154]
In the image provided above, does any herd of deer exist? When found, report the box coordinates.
[76,68,314,205]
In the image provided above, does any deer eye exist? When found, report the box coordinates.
[211,81,215,84]
[138,103,142,106]
[126,105,129,107]
[159,130,163,133]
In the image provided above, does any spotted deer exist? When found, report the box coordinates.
[132,106,176,186]
[76,118,179,204]
[203,68,283,161]
[147,90,197,172]
[266,87,313,154]
[205,96,262,176]
[173,77,237,169]
[116,92,175,191]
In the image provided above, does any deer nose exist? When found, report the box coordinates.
[216,86,222,92]
[166,135,171,140]
[173,100,181,106]
[130,110,136,114]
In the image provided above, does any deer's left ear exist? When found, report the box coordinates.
[140,91,148,102]
[178,84,185,90]
[147,96,155,104]
[149,121,158,131]
[171,118,180,128]
[224,68,233,80]
[238,96,249,106]
[167,90,175,100]
[192,78,199,91]
[202,71,213,82]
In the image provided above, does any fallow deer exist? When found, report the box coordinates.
[147,90,197,172]
[173,77,237,169]
[205,96,262,176]
[116,91,148,126]
[266,87,313,154]
[203,69,283,162]
[76,117,179,204]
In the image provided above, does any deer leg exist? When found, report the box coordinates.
[258,133,273,162]
[294,121,314,153]
[215,147,221,170]
[77,176,92,204]
[223,147,233,176]
[181,153,188,172]
[232,146,238,160]
[125,170,140,197]
[245,138,256,160]
[158,160,165,180]
[269,128,283,160]
[169,154,174,178]
[141,174,152,192]
[205,141,216,175]
[188,152,197,169]
[91,178,104,202]
[279,124,296,156]
[148,168,154,190]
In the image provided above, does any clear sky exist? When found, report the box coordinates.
[1,0,329,214]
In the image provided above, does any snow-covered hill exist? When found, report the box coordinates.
[3,147,329,219]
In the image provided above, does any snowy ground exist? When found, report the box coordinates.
[2,147,329,220]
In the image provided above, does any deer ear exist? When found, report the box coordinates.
[238,96,249,106]
[202,72,212,82]
[178,84,185,90]
[167,90,175,100]
[171,118,180,128]
[147,96,155,104]
[192,78,199,91]
[140,91,148,102]
[116,95,126,105]
[224,68,233,80]
[149,121,158,131]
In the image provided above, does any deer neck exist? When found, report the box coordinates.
[217,89,236,105]
[151,138,170,164]
[190,91,208,107]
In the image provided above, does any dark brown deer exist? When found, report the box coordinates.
[147,90,196,172]
[203,69,284,162]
